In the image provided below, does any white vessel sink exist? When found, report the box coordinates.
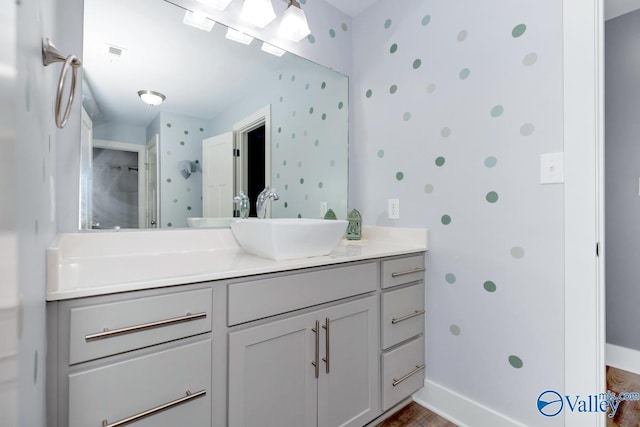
[230,218,347,260]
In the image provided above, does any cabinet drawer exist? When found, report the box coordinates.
[381,283,425,349]
[228,262,377,326]
[69,288,212,364]
[68,339,211,427]
[381,255,425,289]
[382,336,425,411]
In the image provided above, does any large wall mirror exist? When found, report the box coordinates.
[79,0,348,230]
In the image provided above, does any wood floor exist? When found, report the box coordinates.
[375,402,458,427]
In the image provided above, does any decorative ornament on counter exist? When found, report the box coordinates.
[323,209,337,220]
[346,209,362,240]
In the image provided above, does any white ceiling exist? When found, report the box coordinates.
[606,0,640,20]
[322,0,379,17]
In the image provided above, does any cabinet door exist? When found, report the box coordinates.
[317,295,380,427]
[228,311,318,427]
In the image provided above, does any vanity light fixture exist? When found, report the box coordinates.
[278,0,311,42]
[261,42,285,57]
[137,90,166,106]
[196,0,233,11]
[240,0,276,28]
[225,28,255,45]
[182,10,215,31]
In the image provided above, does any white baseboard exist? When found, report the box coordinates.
[412,380,525,427]
[606,343,640,375]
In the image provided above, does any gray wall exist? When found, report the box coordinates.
[605,9,640,351]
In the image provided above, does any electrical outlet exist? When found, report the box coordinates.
[320,201,328,217]
[388,198,400,219]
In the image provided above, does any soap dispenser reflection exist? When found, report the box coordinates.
[234,191,250,219]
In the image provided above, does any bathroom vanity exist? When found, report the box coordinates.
[46,227,427,427]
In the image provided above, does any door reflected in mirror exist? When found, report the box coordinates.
[79,0,348,230]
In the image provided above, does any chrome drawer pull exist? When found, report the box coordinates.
[311,320,320,379]
[391,310,426,324]
[392,364,426,387]
[85,312,207,342]
[101,389,206,427]
[391,267,425,278]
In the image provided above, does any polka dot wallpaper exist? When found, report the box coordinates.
[351,1,565,425]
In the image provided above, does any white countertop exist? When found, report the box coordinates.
[46,226,428,301]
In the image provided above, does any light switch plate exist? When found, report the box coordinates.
[540,152,564,184]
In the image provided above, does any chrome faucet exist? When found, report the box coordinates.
[256,186,279,219]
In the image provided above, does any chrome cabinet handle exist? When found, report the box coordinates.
[322,317,330,374]
[311,320,320,379]
[85,312,207,342]
[391,267,425,278]
[392,364,426,387]
[391,310,426,324]
[101,389,206,427]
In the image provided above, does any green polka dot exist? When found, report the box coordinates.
[297,213,302,218]
[314,139,319,146]
[441,127,451,138]
[278,127,282,133]
[389,43,397,54]
[166,178,172,183]
[366,89,373,98]
[309,107,314,114]
[278,74,283,80]
[180,141,185,146]
[338,101,344,109]
[484,281,497,292]
[318,182,323,188]
[292,133,296,139]
[523,52,538,66]
[520,123,535,136]
[449,325,461,336]
[297,161,302,167]
[445,273,456,284]
[283,160,287,166]
[435,156,446,167]
[279,96,283,102]
[403,112,411,121]
[424,184,434,194]
[441,214,451,225]
[330,160,335,167]
[427,83,436,94]
[384,19,392,29]
[329,29,336,38]
[167,222,172,227]
[166,151,171,156]
[412,59,422,69]
[508,355,524,369]
[395,171,404,181]
[512,24,527,38]
[194,160,199,164]
[291,75,296,82]
[199,127,204,132]
[299,178,304,184]
[421,15,431,26]
[308,34,315,43]
[389,84,398,94]
[166,123,172,128]
[484,156,498,168]
[459,68,470,80]
[511,247,525,259]
[321,81,326,89]
[284,184,288,190]
[305,83,310,90]
[377,149,384,158]
[184,130,189,135]
[187,206,192,211]
[341,23,348,31]
[173,198,178,203]
[284,202,288,208]
[321,113,327,120]
[486,191,499,203]
[491,105,504,117]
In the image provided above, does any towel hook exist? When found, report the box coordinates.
[42,38,82,129]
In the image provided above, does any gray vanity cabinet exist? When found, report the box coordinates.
[228,295,379,427]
